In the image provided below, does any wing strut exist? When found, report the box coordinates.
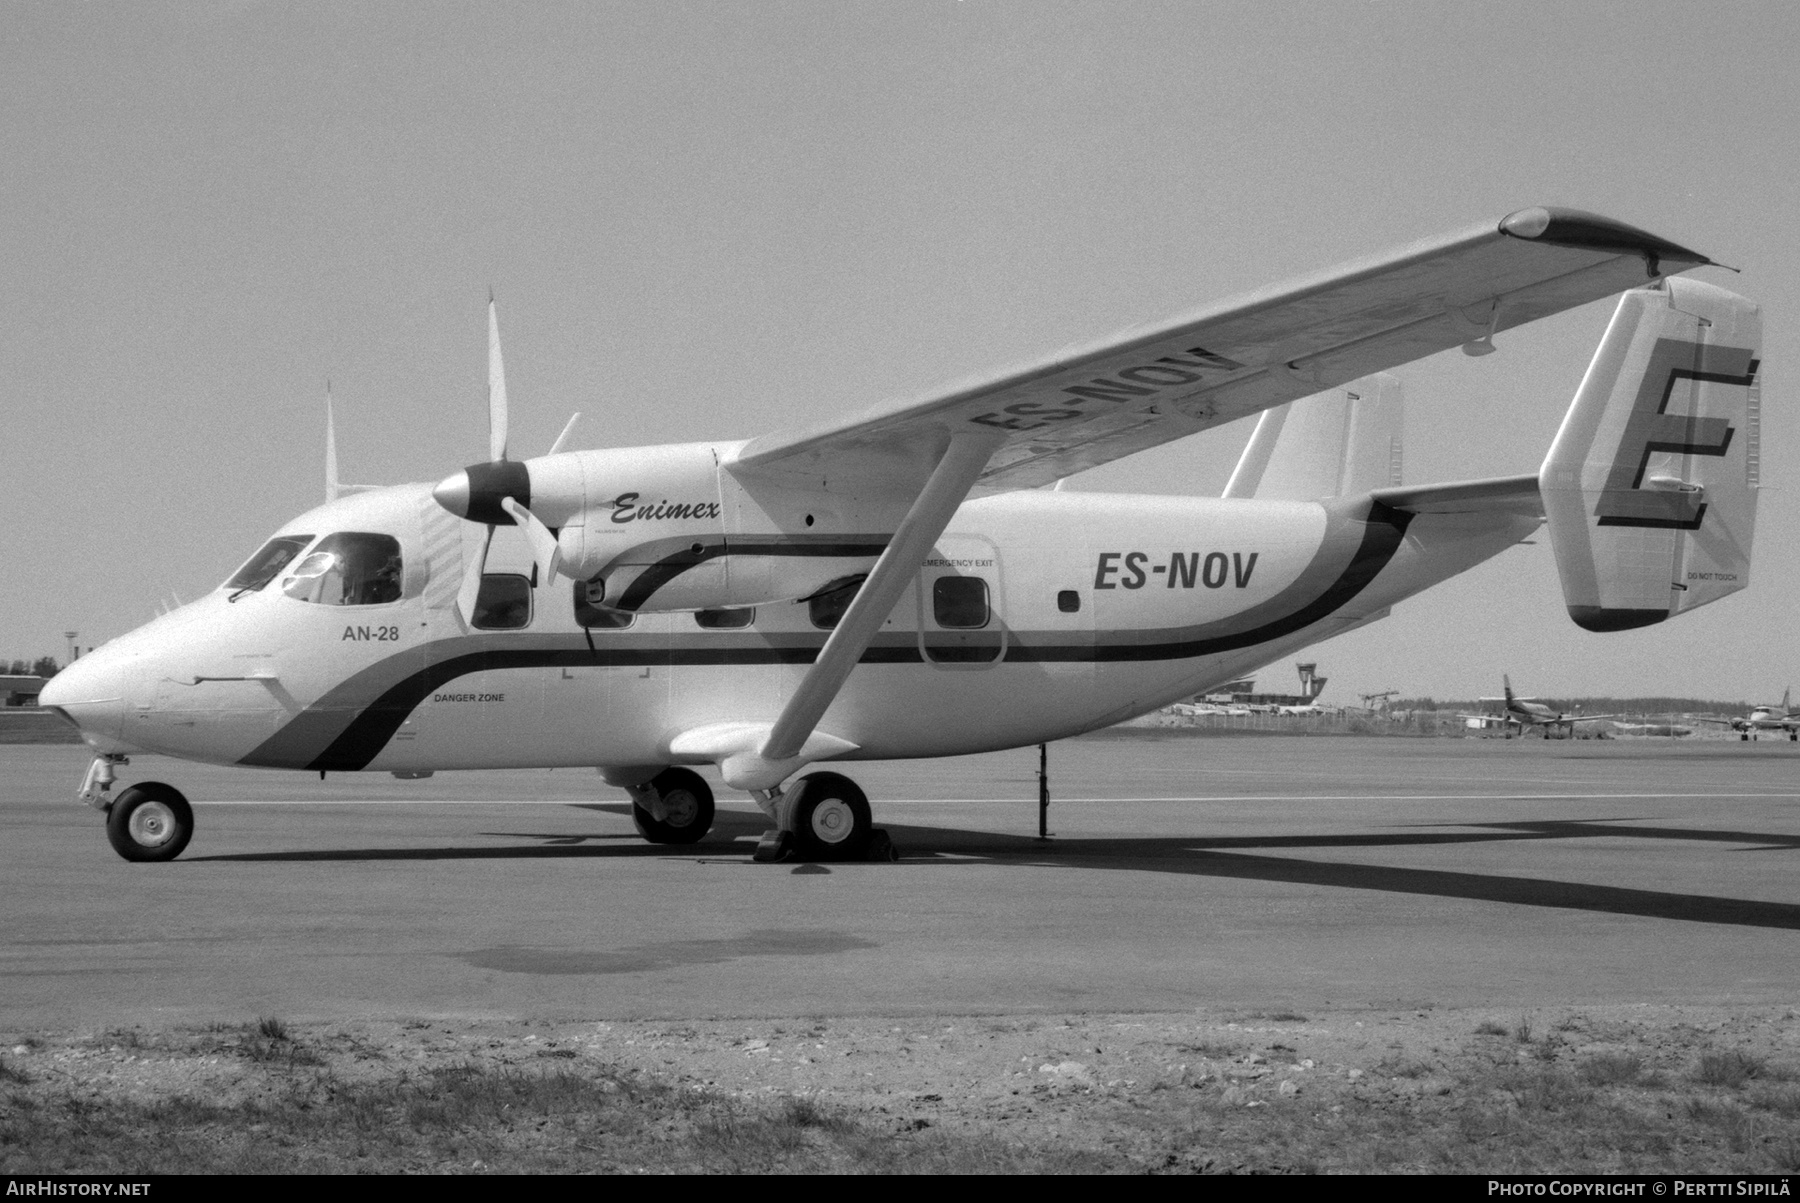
[698,432,1003,792]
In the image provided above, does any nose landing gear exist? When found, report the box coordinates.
[105,782,195,863]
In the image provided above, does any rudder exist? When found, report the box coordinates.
[1540,278,1761,632]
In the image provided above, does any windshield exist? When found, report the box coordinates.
[281,532,403,606]
[225,535,314,594]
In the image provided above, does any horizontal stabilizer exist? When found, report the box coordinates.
[1540,278,1762,632]
[1371,473,1542,517]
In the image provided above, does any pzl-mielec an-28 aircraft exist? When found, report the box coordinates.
[42,208,1764,864]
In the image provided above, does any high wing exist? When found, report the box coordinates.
[704,208,1714,800]
[731,208,1712,495]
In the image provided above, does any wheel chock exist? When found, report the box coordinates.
[866,829,899,862]
[753,829,794,863]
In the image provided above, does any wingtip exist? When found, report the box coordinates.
[1499,206,1713,272]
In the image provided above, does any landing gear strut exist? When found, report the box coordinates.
[630,768,715,844]
[105,782,194,863]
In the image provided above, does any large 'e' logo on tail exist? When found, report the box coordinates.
[1595,338,1758,530]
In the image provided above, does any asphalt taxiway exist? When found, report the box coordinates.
[3,735,1797,1029]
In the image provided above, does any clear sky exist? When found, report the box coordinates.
[4,0,1796,702]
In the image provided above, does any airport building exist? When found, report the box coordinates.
[1198,663,1331,710]
[1,675,49,707]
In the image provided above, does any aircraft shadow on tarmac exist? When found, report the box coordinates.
[184,806,1800,932]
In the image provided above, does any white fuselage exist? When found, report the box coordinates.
[44,484,1535,779]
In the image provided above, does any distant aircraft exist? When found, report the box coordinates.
[1698,690,1800,741]
[1610,721,1693,737]
[41,209,1763,865]
[1461,676,1621,739]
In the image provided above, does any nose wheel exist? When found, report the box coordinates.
[105,783,195,863]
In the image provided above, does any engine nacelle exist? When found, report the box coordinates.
[532,442,886,613]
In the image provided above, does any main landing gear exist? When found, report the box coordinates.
[628,767,716,844]
[751,771,898,864]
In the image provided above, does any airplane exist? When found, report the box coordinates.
[1277,703,1332,717]
[1609,721,1693,738]
[40,207,1764,866]
[1697,689,1800,741]
[1459,675,1623,739]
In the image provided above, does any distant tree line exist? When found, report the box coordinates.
[4,658,59,678]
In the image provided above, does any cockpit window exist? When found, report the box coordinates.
[225,535,313,594]
[281,532,404,606]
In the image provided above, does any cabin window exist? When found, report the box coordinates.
[573,580,634,629]
[1057,590,1080,613]
[226,535,313,594]
[280,533,403,606]
[472,574,532,630]
[808,576,865,630]
[933,576,990,629]
[694,607,754,629]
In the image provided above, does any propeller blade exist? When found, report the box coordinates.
[325,382,340,503]
[487,298,509,462]
[501,497,563,586]
[547,412,581,457]
[455,525,495,630]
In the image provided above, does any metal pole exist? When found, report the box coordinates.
[1037,742,1050,840]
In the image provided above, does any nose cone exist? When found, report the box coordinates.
[433,469,472,519]
[38,650,130,747]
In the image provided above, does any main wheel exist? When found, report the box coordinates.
[632,768,715,845]
[105,783,194,862]
[790,772,872,861]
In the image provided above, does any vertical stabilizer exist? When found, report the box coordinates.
[1540,279,1762,632]
[1224,374,1403,500]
